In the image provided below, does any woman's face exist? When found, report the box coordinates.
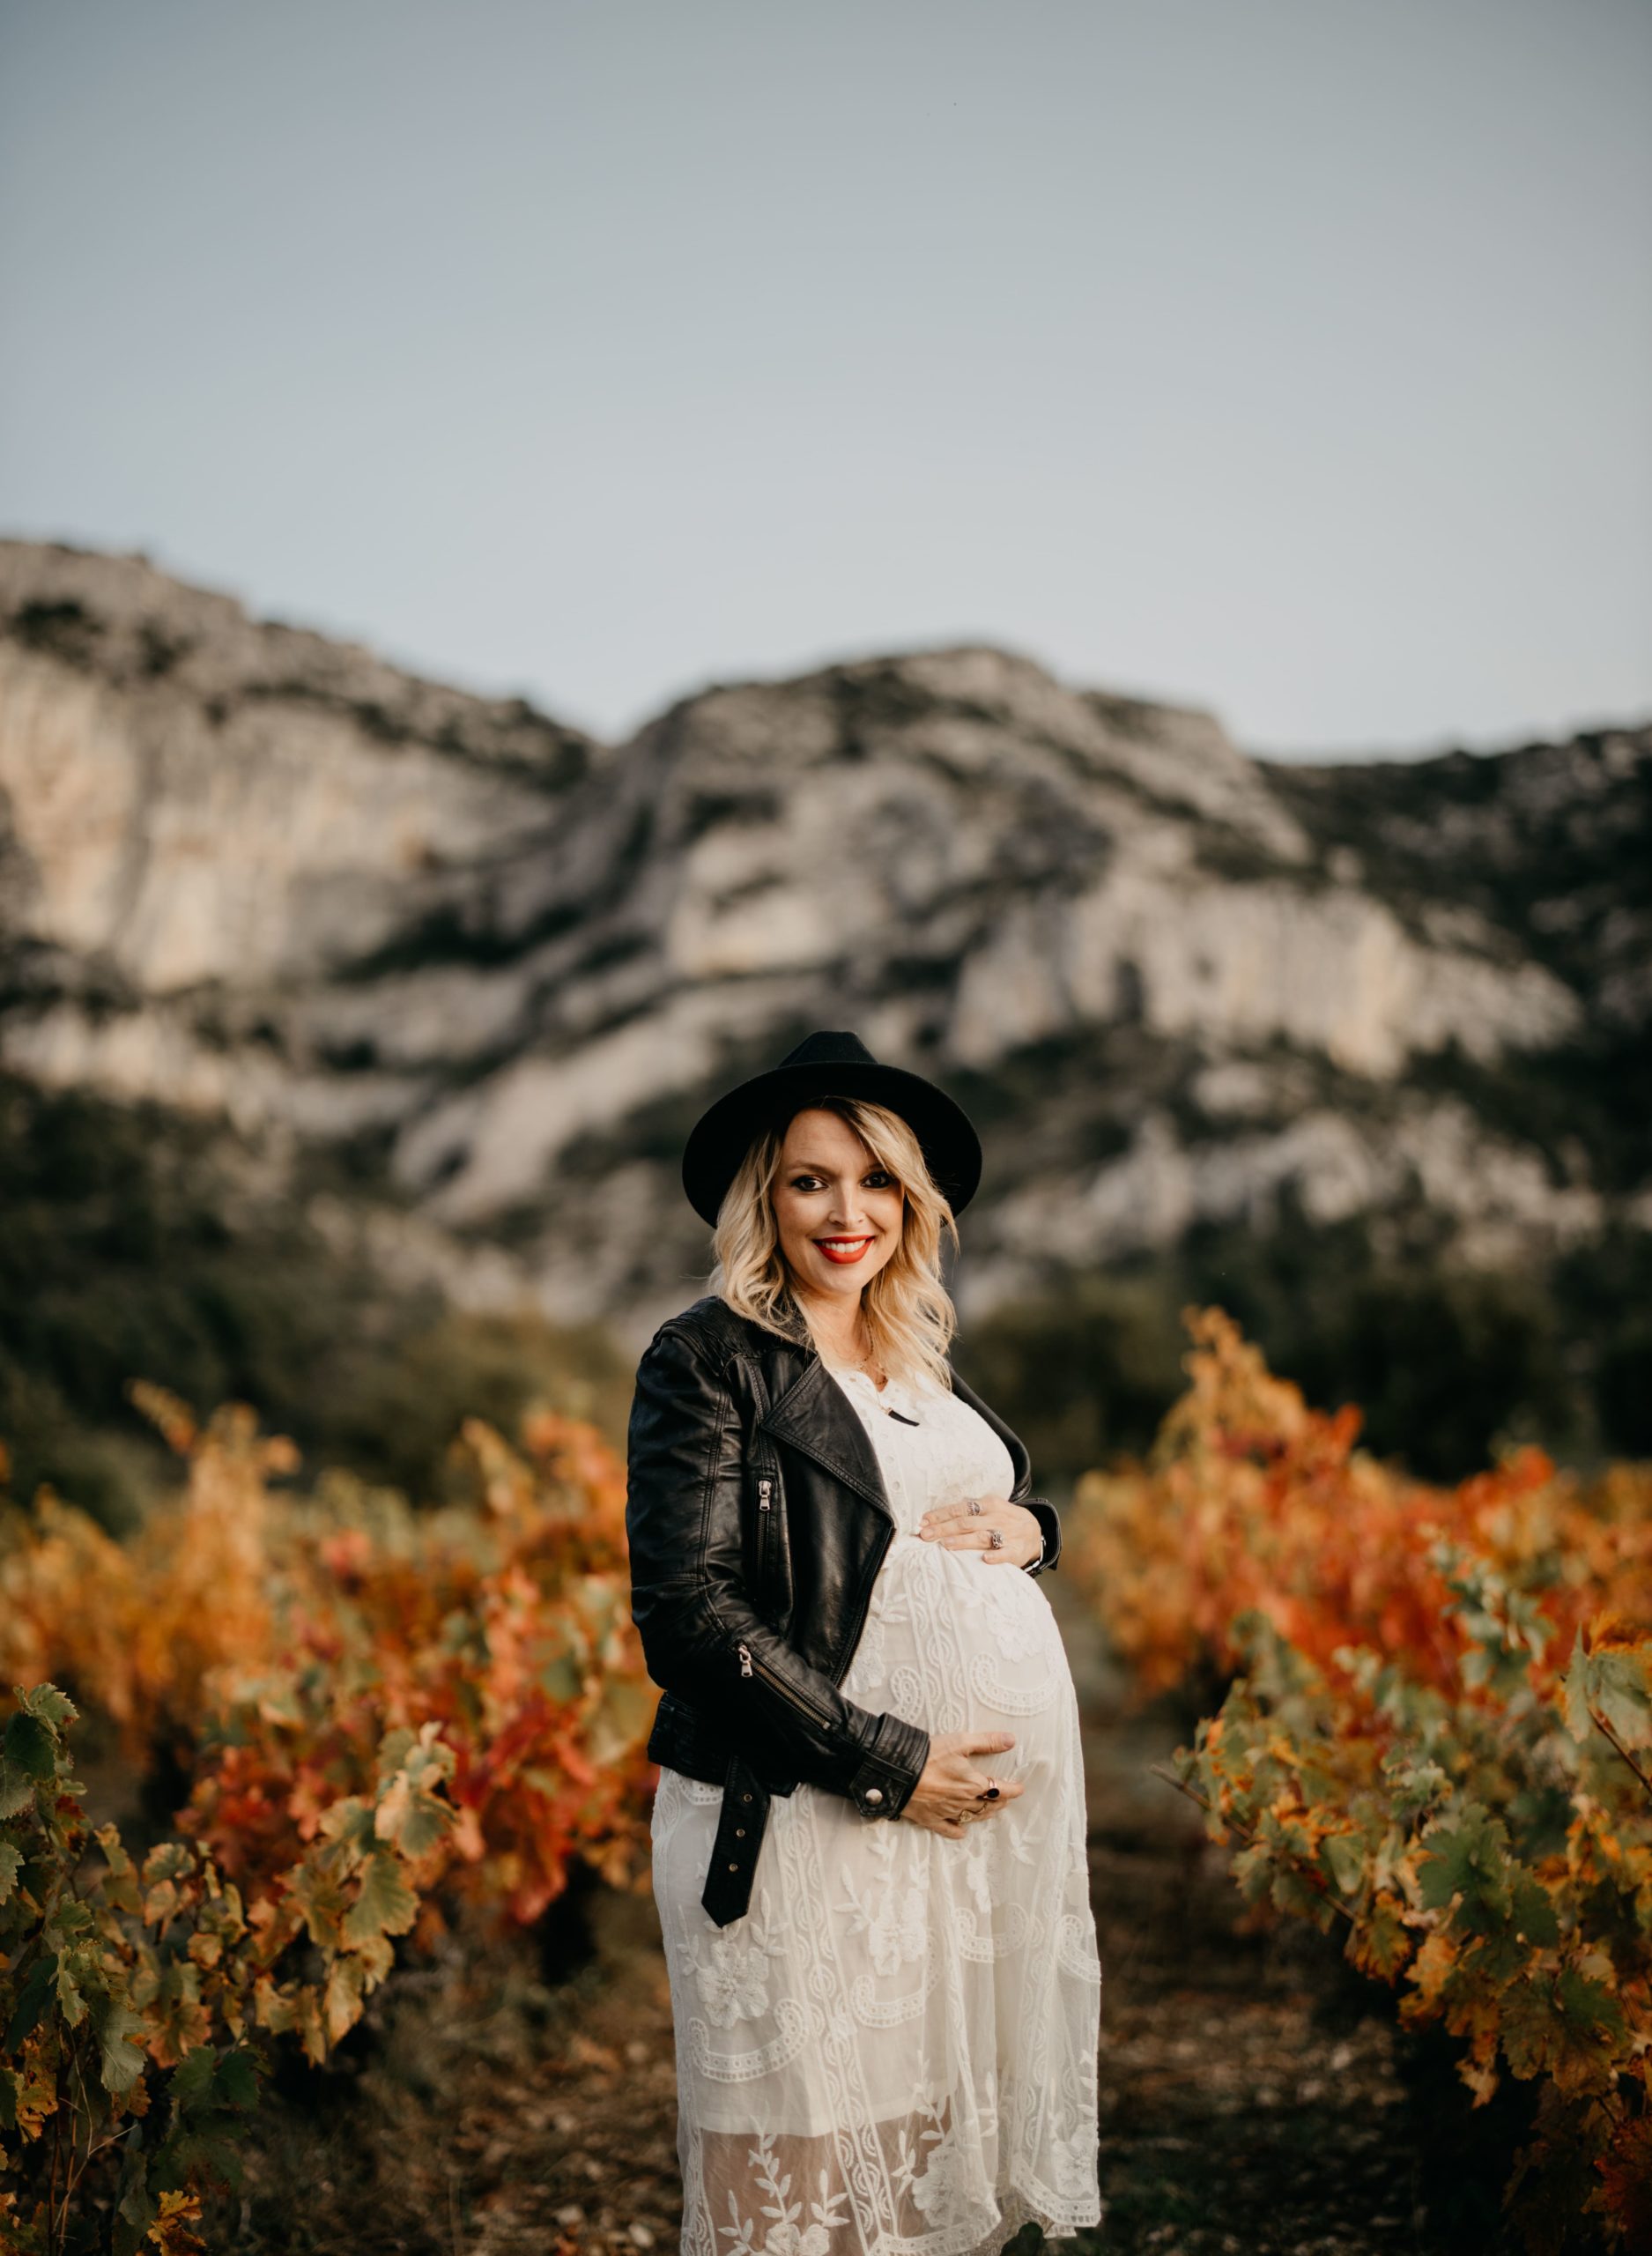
[771,1106,906,1309]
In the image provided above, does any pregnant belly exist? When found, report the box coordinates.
[839,1538,1071,1762]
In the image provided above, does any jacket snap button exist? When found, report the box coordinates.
[863,1786,883,1806]
[735,1826,745,1837]
[742,1792,752,1802]
[727,1860,739,1871]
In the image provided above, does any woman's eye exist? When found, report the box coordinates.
[788,1171,893,1191]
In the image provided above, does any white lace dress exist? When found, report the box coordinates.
[650,1361,1104,2256]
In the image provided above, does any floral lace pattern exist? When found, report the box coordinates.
[652,1364,1104,2255]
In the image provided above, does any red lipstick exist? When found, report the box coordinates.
[813,1235,876,1265]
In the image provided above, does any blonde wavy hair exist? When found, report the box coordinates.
[709,1096,962,1391]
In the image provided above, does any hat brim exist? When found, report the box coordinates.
[681,1058,982,1228]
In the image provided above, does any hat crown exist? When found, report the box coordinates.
[678,1026,982,1228]
[776,1030,877,1071]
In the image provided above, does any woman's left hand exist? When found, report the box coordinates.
[918,1495,1043,1567]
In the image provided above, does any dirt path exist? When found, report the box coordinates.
[239,1590,1490,2256]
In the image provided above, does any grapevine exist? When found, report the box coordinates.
[1065,1308,1652,2249]
[0,1393,659,2247]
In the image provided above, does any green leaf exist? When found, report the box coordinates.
[0,1841,21,1904]
[94,1994,148,2094]
[3,1711,56,1780]
[20,1684,78,1731]
[0,1762,32,1820]
[374,1726,417,1781]
[373,1768,454,1860]
[1381,1751,1453,1822]
[342,1851,419,1948]
[1270,1864,1340,1933]
[1230,1841,1275,1906]
[1559,1628,1592,1742]
[4,1951,58,2053]
[1417,1807,1513,1936]
[285,1860,350,1949]
[1559,1626,1652,1754]
[1511,1874,1561,1949]
[1553,1963,1627,2051]
[316,1794,376,1858]
[213,2048,260,2111]
[0,2064,19,2133]
[55,1953,88,2030]
[1322,1830,1368,1896]
[168,2046,216,2109]
[140,1841,194,1889]
[164,2121,249,2190]
[113,2177,159,2256]
[1580,1646,1652,1751]
[1500,1966,1627,2081]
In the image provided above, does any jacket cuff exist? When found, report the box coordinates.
[1023,1496,1061,1574]
[847,1711,930,1819]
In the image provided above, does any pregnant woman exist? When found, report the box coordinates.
[626,1030,1103,2256]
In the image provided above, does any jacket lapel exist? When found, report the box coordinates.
[754,1334,1032,1519]
[757,1353,894,1524]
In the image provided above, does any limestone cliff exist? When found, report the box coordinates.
[2,538,1646,1359]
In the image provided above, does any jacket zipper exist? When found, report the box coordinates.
[754,1473,774,1587]
[733,1639,841,1731]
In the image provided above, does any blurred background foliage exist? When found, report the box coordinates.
[0,1072,634,1531]
[958,1201,1652,1492]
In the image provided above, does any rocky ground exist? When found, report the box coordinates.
[232,1584,1523,2256]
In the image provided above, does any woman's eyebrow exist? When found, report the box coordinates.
[784,1158,883,1174]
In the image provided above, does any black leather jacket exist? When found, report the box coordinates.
[624,1292,1063,1926]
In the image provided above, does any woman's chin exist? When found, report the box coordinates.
[794,1247,887,1292]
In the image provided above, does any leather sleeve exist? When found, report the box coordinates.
[1019,1495,1062,1575]
[625,1324,930,1819]
[1006,1441,1062,1572]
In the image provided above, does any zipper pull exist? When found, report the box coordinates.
[737,1642,753,1678]
[757,1478,773,1510]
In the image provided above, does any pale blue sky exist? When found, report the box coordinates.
[2,0,1648,755]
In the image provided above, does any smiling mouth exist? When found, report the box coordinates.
[813,1235,877,1261]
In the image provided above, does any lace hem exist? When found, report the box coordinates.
[685,2160,1103,2256]
[677,2095,1103,2256]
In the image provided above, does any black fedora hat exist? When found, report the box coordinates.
[681,1030,982,1228]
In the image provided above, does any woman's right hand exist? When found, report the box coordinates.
[900,1729,1024,1837]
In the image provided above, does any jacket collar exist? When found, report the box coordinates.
[751,1317,1033,1520]
[758,1346,893,1521]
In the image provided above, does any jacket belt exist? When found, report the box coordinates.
[700,1750,772,1926]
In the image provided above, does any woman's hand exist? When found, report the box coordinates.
[900,1729,1025,1837]
[918,1494,1043,1567]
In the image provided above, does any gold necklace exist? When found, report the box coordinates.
[853,1337,887,1388]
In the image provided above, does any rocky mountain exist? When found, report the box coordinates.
[2,538,1648,1489]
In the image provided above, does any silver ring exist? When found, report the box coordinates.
[967,1498,982,1515]
[988,1528,1004,1548]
